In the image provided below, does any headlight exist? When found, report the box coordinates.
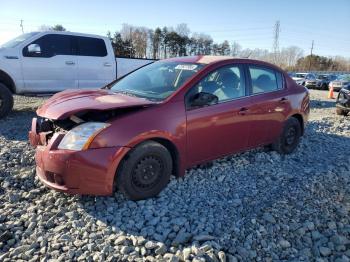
[58,122,110,151]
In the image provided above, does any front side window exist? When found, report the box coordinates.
[76,36,107,57]
[23,34,72,58]
[249,66,283,94]
[110,62,204,101]
[187,65,246,105]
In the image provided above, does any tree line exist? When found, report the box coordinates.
[41,23,350,72]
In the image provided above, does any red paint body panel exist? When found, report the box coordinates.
[37,89,157,120]
[33,132,130,195]
[30,56,310,196]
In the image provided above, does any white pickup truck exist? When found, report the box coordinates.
[0,31,154,118]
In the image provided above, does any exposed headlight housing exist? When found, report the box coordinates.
[58,122,110,151]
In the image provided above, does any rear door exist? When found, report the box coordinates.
[245,65,291,147]
[74,36,115,89]
[185,64,252,165]
[21,34,78,92]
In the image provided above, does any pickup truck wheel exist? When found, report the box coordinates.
[116,141,172,201]
[273,117,301,154]
[336,108,348,116]
[0,83,14,119]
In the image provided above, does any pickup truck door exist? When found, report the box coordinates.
[74,36,115,89]
[21,34,78,92]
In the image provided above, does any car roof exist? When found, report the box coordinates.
[162,55,282,69]
[35,31,109,40]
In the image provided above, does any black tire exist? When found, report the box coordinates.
[273,117,301,154]
[336,108,348,116]
[0,83,14,119]
[116,141,172,200]
[322,83,328,90]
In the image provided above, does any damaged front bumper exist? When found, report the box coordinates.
[29,118,130,196]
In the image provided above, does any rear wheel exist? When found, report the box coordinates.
[116,141,172,200]
[0,83,14,119]
[336,108,348,116]
[273,117,301,154]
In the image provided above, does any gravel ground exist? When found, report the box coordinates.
[0,91,349,261]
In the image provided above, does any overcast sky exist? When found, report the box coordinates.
[1,0,349,57]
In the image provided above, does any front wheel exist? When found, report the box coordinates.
[0,83,14,119]
[116,141,172,200]
[273,117,301,154]
[336,108,348,116]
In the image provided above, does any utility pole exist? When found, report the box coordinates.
[20,20,24,33]
[309,40,314,71]
[273,20,280,65]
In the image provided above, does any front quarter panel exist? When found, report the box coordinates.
[90,100,187,162]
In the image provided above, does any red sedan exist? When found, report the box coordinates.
[29,56,310,200]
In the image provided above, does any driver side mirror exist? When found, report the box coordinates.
[190,92,218,108]
[27,44,41,55]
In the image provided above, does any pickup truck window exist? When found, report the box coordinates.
[23,34,72,58]
[75,36,107,57]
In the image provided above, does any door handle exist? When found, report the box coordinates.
[104,62,112,67]
[238,107,249,115]
[65,61,75,65]
[279,97,288,104]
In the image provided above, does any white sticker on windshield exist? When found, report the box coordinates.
[175,64,198,70]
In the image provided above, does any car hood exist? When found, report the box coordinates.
[37,89,158,120]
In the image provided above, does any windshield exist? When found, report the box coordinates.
[295,74,306,78]
[110,62,204,101]
[317,75,328,80]
[1,32,39,48]
[338,75,350,81]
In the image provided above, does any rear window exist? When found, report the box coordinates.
[76,36,107,57]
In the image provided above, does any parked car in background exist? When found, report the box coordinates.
[292,73,316,87]
[29,56,310,200]
[315,74,337,90]
[329,74,350,92]
[0,31,154,118]
[336,84,350,115]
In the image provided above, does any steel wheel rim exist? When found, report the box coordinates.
[285,127,297,146]
[131,155,163,190]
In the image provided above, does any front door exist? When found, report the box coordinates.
[21,34,77,92]
[186,64,252,165]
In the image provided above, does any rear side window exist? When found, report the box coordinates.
[76,36,107,57]
[23,34,72,58]
[249,66,283,94]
